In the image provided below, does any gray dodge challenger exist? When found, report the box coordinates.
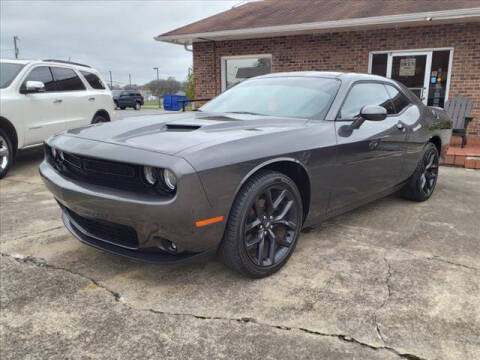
[40,72,452,278]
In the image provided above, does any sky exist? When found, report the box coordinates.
[0,0,244,86]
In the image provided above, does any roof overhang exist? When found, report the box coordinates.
[155,7,480,45]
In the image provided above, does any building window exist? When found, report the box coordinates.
[221,55,272,91]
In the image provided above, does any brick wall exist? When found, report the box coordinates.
[193,23,480,135]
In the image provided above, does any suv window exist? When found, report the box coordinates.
[1,63,25,89]
[21,66,56,92]
[385,84,411,114]
[80,70,105,89]
[51,67,85,91]
[339,82,394,119]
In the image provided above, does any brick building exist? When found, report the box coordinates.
[157,0,480,138]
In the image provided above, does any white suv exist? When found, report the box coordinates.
[0,59,116,178]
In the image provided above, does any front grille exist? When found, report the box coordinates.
[45,144,168,196]
[66,207,139,249]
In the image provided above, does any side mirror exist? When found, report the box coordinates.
[21,81,46,94]
[360,105,387,121]
[352,105,387,129]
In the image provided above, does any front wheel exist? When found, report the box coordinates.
[219,170,303,278]
[400,142,439,202]
[0,129,14,179]
[91,115,108,124]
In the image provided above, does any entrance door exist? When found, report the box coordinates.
[387,52,432,105]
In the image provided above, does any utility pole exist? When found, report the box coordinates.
[129,73,132,87]
[153,67,159,81]
[13,36,19,59]
[109,71,113,88]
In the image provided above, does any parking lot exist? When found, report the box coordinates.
[1,147,479,360]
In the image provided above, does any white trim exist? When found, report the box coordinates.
[369,47,454,105]
[220,54,272,92]
[155,8,480,44]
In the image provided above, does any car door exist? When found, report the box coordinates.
[118,91,130,107]
[20,66,65,146]
[330,81,407,212]
[50,66,89,130]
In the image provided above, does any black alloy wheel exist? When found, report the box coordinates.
[400,142,439,202]
[219,170,303,278]
[244,185,299,267]
[419,147,439,197]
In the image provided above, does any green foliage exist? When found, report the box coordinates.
[184,67,195,100]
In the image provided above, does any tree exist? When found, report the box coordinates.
[184,67,195,100]
[145,77,182,98]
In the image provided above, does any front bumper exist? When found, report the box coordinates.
[39,144,226,262]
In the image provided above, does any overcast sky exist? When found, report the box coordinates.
[0,0,243,86]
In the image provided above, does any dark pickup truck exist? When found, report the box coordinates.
[112,90,144,110]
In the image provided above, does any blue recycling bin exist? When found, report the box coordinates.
[163,94,188,111]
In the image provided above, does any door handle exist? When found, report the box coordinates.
[88,97,95,102]
[53,99,62,103]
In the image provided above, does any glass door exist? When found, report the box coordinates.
[387,51,432,105]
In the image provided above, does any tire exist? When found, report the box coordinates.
[91,114,108,124]
[0,128,14,179]
[400,142,439,202]
[134,102,141,110]
[120,106,126,110]
[218,170,303,278]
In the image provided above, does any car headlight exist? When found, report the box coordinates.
[51,146,57,159]
[162,169,177,191]
[143,166,177,192]
[143,166,159,185]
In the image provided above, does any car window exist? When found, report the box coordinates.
[0,62,25,89]
[51,67,85,91]
[21,66,56,92]
[200,77,341,119]
[80,70,105,89]
[384,84,411,114]
[339,82,394,119]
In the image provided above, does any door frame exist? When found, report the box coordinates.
[368,47,454,104]
[387,51,432,105]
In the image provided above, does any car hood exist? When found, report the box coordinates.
[61,112,308,156]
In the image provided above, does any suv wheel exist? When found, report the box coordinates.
[134,102,141,111]
[91,114,108,124]
[218,170,303,278]
[0,129,14,179]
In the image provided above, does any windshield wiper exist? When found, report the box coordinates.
[227,111,268,116]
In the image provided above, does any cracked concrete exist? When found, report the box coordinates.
[1,148,479,359]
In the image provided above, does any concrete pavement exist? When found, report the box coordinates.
[1,147,479,360]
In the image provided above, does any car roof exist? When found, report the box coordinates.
[0,58,95,71]
[255,71,393,83]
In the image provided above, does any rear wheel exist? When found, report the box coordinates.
[400,142,439,202]
[219,170,303,278]
[0,129,14,179]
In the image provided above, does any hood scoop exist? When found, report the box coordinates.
[165,124,201,132]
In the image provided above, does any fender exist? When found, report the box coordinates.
[232,156,311,204]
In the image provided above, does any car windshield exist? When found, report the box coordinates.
[200,76,341,119]
[0,62,25,89]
